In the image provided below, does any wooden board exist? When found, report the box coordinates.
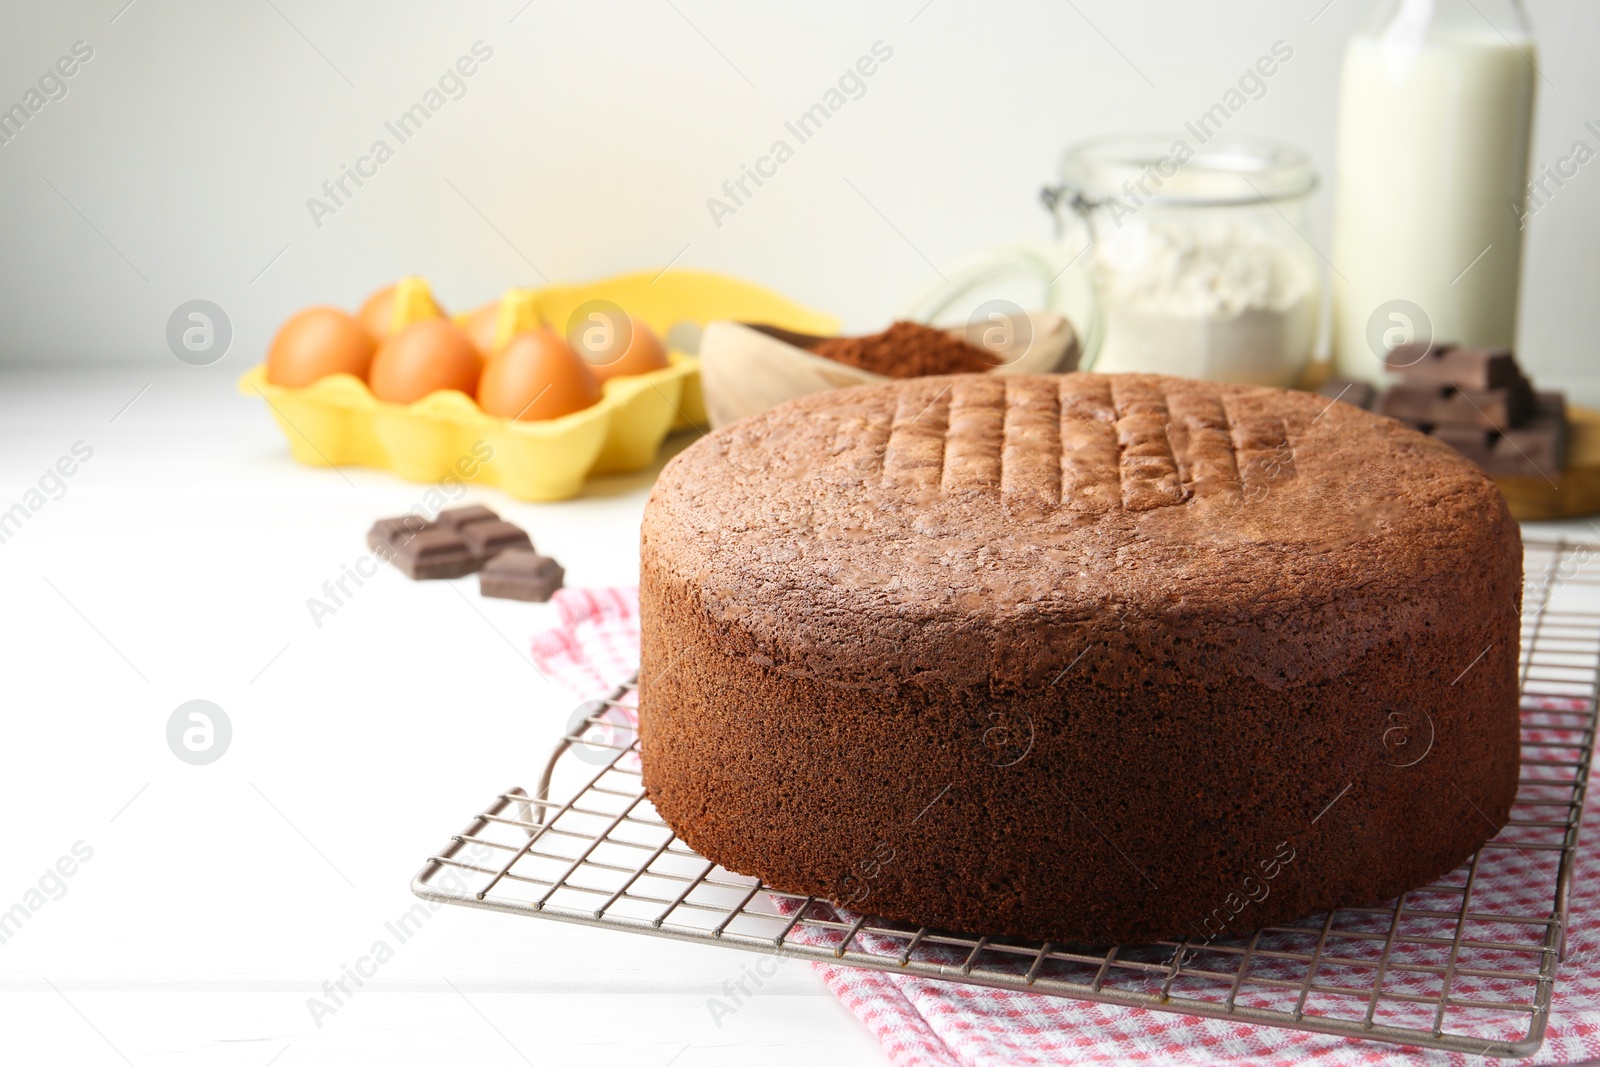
[1495,405,1600,521]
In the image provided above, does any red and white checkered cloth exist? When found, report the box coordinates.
[529,587,642,697]
[531,588,1600,1067]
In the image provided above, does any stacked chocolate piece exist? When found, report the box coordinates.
[1324,345,1567,478]
[367,505,565,601]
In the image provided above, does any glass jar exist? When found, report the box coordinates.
[904,134,1322,387]
[1054,134,1321,386]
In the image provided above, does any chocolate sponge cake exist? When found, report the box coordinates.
[638,372,1521,945]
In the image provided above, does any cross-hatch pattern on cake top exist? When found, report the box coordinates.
[870,375,1298,513]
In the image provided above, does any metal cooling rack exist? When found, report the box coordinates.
[414,538,1598,1058]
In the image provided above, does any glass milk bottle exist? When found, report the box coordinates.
[1330,0,1537,382]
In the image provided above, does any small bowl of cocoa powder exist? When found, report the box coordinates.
[697,312,1077,428]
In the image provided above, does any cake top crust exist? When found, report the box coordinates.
[644,373,1518,689]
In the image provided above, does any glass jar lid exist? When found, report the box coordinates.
[1058,134,1318,209]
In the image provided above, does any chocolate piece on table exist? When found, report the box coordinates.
[436,505,499,531]
[368,508,539,580]
[1391,417,1493,465]
[1383,341,1450,373]
[461,519,533,558]
[1379,380,1533,431]
[1533,390,1566,423]
[389,526,481,580]
[1316,379,1376,411]
[1430,424,1496,466]
[1447,346,1521,390]
[367,514,429,552]
[1385,343,1520,391]
[479,549,565,602]
[1400,389,1568,478]
[1492,410,1568,478]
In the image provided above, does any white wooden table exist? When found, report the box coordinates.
[0,362,888,1066]
[3,361,1592,1066]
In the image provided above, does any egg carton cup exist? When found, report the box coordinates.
[240,269,836,501]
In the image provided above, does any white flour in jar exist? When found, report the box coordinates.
[1092,219,1318,386]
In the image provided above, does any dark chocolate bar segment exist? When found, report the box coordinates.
[461,519,533,558]
[391,527,480,579]
[367,514,429,552]
[368,507,552,582]
[1397,391,1569,478]
[1493,403,1568,476]
[1533,390,1566,424]
[1379,380,1533,431]
[1426,424,1495,466]
[1385,343,1519,391]
[1383,341,1449,372]
[479,549,565,602]
[1380,341,1569,479]
[437,505,499,531]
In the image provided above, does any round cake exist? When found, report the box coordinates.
[638,372,1521,944]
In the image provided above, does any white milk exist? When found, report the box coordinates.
[1330,26,1536,382]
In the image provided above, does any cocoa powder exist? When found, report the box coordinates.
[810,321,997,378]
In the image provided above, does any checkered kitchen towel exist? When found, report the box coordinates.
[530,587,1600,1067]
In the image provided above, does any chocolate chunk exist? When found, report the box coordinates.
[1533,390,1566,423]
[1384,343,1520,391]
[1379,379,1533,431]
[1428,424,1495,466]
[368,508,535,580]
[1316,379,1375,411]
[461,519,533,558]
[1398,389,1568,478]
[437,505,499,531]
[1491,402,1568,477]
[367,514,429,552]
[479,549,565,602]
[1383,341,1449,371]
[390,527,480,579]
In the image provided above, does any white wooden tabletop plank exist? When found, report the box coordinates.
[0,365,888,1065]
[10,990,887,1066]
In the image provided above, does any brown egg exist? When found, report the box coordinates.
[463,301,500,358]
[358,280,444,340]
[477,329,602,421]
[368,321,482,404]
[575,316,670,383]
[266,306,376,387]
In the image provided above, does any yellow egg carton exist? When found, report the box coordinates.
[240,269,837,501]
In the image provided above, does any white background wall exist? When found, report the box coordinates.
[1,0,1596,395]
